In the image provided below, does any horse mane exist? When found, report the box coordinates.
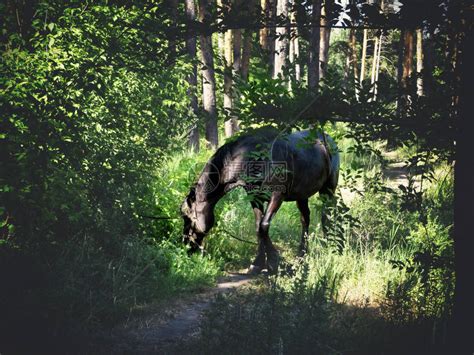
[195,126,280,202]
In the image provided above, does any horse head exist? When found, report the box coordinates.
[181,185,215,254]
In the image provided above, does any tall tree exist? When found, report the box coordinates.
[373,32,383,100]
[260,0,270,48]
[223,28,236,137]
[319,0,332,80]
[416,28,424,96]
[402,30,414,88]
[422,29,435,97]
[260,0,277,76]
[199,0,219,148]
[241,26,253,81]
[185,0,200,151]
[289,7,301,82]
[232,0,242,73]
[273,0,289,79]
[359,28,368,84]
[349,28,359,81]
[370,34,379,86]
[307,0,321,90]
[241,0,256,76]
[217,0,225,55]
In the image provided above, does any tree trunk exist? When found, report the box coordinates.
[416,28,424,96]
[241,30,252,81]
[319,0,332,81]
[398,29,414,116]
[260,0,277,75]
[373,32,383,100]
[370,33,379,99]
[185,0,200,152]
[402,30,414,88]
[288,5,301,87]
[359,28,368,84]
[232,10,242,74]
[423,29,435,97]
[349,28,358,81]
[396,29,405,117]
[232,0,242,73]
[273,0,289,79]
[217,0,224,55]
[240,0,255,81]
[199,0,219,148]
[224,29,234,138]
[370,35,379,85]
[260,0,269,48]
[307,0,321,90]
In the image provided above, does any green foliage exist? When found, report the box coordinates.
[0,2,220,338]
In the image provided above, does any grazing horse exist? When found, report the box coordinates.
[181,126,340,274]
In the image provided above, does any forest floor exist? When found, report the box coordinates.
[91,151,413,353]
[92,272,255,353]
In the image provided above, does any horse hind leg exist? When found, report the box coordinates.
[259,192,284,274]
[296,199,310,257]
[248,200,266,275]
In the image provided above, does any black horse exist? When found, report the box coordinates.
[181,126,340,274]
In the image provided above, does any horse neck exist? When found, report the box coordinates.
[195,164,225,208]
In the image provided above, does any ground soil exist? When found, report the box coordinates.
[91,272,255,353]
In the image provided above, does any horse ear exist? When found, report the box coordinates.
[182,186,196,213]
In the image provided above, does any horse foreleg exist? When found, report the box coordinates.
[248,200,266,274]
[296,199,310,256]
[259,192,284,273]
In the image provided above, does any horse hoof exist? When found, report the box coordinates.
[266,253,280,274]
[247,264,263,275]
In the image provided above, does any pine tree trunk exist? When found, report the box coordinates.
[400,29,414,115]
[370,34,379,99]
[307,0,321,90]
[240,0,255,81]
[224,29,234,138]
[232,0,243,73]
[294,28,301,82]
[423,29,434,97]
[402,30,414,88]
[374,32,383,100]
[319,0,332,81]
[261,0,277,76]
[260,0,269,48]
[185,0,200,152]
[273,0,289,79]
[416,28,424,96]
[199,0,219,148]
[217,0,224,55]
[232,26,242,73]
[349,28,358,81]
[359,28,368,84]
[241,30,252,81]
[396,29,405,118]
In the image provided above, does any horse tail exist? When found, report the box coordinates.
[321,137,340,196]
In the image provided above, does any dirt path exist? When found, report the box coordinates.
[98,272,254,353]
